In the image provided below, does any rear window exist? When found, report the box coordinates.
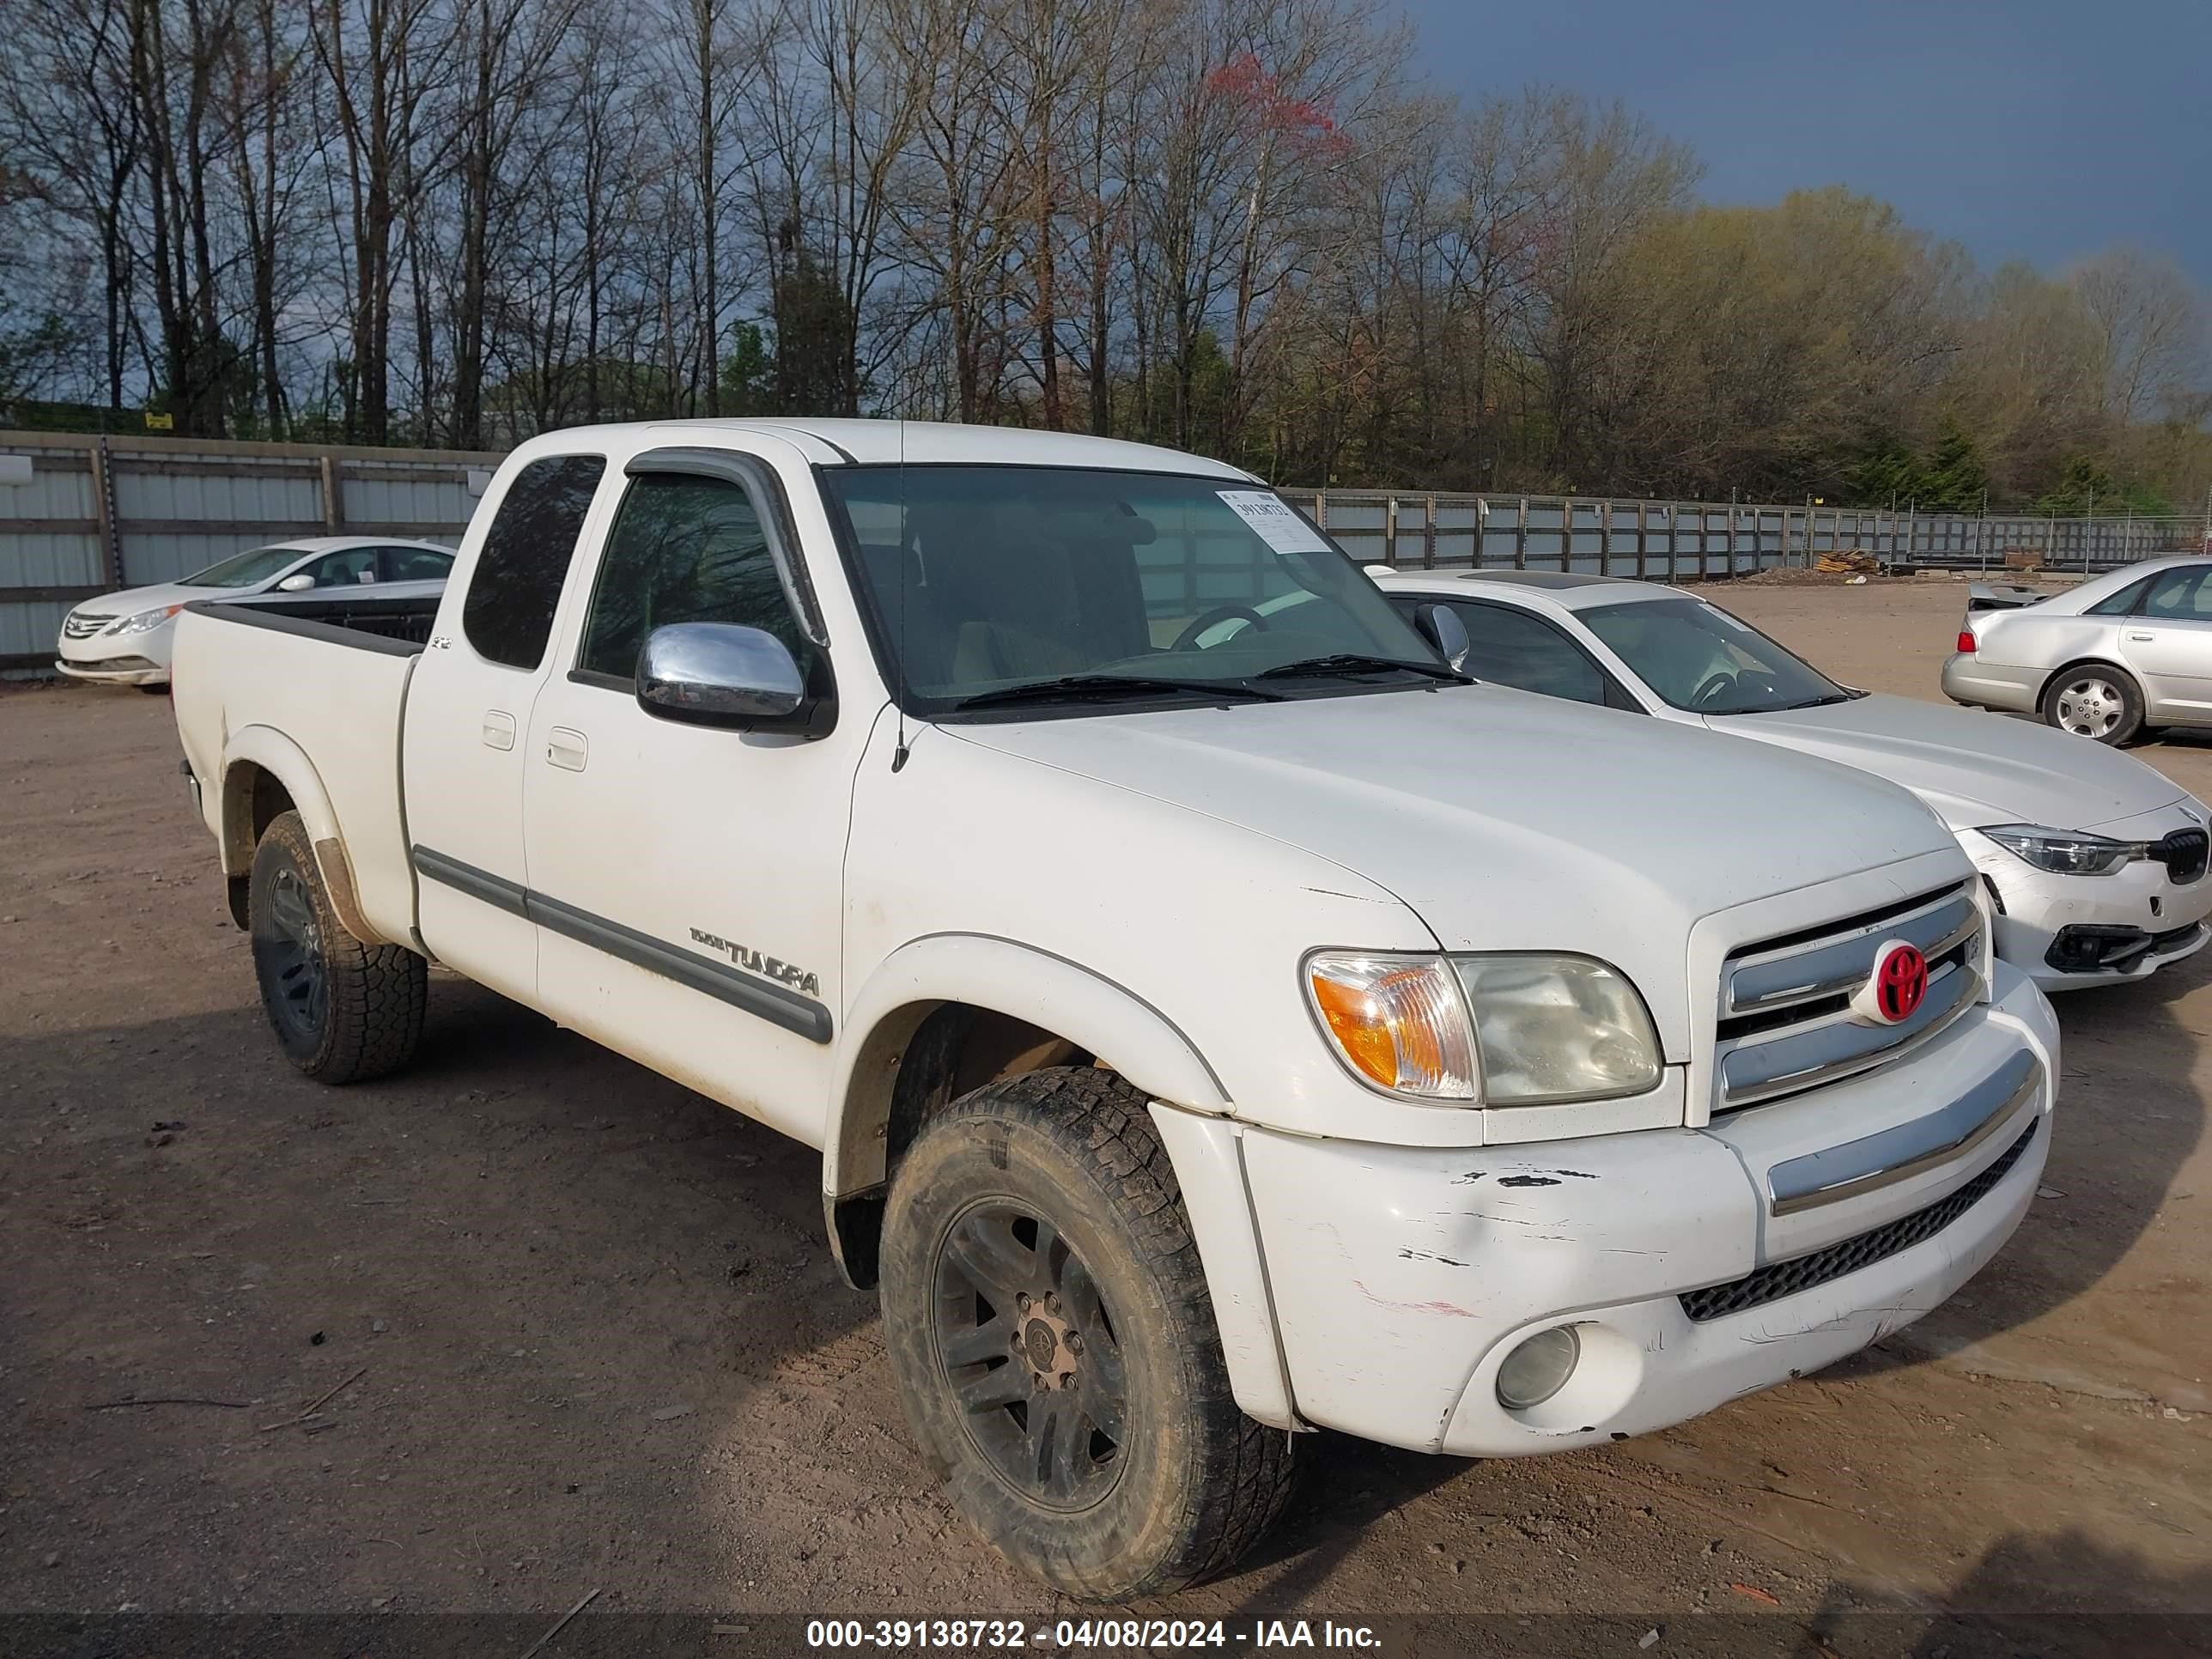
[461,457,605,669]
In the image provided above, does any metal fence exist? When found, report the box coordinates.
[0,430,500,673]
[7,428,2208,674]
[1304,491,2211,579]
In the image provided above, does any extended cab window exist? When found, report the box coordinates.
[462,455,606,668]
[577,473,806,684]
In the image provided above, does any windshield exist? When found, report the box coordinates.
[823,465,1445,714]
[179,546,304,588]
[1581,597,1850,714]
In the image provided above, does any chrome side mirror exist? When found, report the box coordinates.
[637,622,811,731]
[1413,603,1471,674]
[276,573,316,592]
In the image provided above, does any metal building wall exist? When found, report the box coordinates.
[0,431,501,674]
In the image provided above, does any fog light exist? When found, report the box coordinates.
[1495,1326,1580,1411]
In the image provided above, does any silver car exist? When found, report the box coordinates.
[1943,556,2212,744]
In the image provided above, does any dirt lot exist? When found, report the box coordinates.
[3,578,2209,1650]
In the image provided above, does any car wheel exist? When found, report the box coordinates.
[878,1066,1295,1600]
[248,810,427,1083]
[2041,665,2142,745]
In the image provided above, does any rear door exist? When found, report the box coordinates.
[520,441,858,1147]
[402,453,611,1002]
[2119,566,2212,718]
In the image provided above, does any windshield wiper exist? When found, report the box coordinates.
[1779,691,1856,709]
[950,673,1287,711]
[1252,653,1469,684]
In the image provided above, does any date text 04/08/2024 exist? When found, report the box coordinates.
[803,1620,1382,1650]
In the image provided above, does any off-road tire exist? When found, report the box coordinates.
[248,810,426,1083]
[2041,661,2144,745]
[879,1067,1295,1600]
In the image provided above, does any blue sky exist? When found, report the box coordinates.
[1396,0,2212,285]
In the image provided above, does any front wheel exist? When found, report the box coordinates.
[878,1068,1295,1599]
[2042,664,2142,745]
[248,810,427,1083]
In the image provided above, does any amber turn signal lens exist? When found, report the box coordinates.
[1306,954,1479,1100]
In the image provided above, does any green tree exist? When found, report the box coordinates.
[718,320,777,416]
[2033,455,2172,517]
[1919,418,1988,512]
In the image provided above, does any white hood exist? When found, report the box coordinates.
[1714,694,2187,833]
[948,684,1961,1040]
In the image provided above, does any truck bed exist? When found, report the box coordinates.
[171,593,434,948]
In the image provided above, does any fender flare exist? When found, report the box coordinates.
[824,934,1298,1429]
[219,726,378,945]
[825,932,1230,1200]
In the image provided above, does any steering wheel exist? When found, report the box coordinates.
[1691,670,1737,708]
[1172,604,1270,652]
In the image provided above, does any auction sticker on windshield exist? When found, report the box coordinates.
[1218,490,1331,555]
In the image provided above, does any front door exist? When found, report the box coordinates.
[402,453,611,1002]
[520,445,860,1147]
[2120,565,2212,718]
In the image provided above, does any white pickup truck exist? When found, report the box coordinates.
[173,420,2058,1599]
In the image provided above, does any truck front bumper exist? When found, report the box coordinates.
[1235,967,2057,1457]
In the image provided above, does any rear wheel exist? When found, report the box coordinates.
[248,810,426,1083]
[2041,664,2142,745]
[878,1067,1295,1599]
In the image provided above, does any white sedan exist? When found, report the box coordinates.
[1364,568,2212,992]
[56,536,455,689]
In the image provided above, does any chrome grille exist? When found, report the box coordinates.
[1714,881,1983,1113]
[61,611,115,639]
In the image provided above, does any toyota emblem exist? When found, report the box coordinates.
[1851,939,1928,1025]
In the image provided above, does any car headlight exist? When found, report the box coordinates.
[1978,823,2137,877]
[1304,951,1662,1105]
[106,605,184,636]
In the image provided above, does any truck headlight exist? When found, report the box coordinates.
[107,605,183,636]
[1978,823,2136,877]
[1451,954,1662,1104]
[1304,951,1661,1106]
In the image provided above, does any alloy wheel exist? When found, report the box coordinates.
[2054,677,2124,739]
[931,1201,1129,1511]
[260,864,329,1043]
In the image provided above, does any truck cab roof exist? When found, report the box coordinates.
[533,416,1262,478]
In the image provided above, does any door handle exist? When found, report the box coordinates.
[2129,633,2154,641]
[482,710,516,750]
[546,726,588,772]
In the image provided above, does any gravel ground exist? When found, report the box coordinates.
[2,578,2209,1650]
